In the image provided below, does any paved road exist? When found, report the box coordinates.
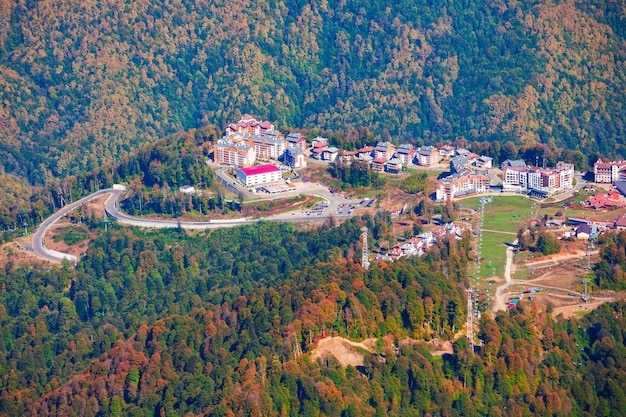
[31,189,118,264]
[32,183,360,264]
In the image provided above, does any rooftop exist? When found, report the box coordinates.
[375,141,394,151]
[396,143,414,153]
[239,164,281,176]
[253,133,285,145]
[284,147,303,156]
[502,159,527,168]
[286,132,305,142]
[418,146,437,155]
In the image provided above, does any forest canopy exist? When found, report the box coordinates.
[0,0,624,188]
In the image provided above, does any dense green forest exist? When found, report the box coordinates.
[1,218,626,415]
[0,0,624,196]
[594,231,626,291]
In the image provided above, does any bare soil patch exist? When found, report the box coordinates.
[311,337,377,367]
[45,222,93,258]
[85,195,109,219]
[552,301,610,319]
[0,236,49,268]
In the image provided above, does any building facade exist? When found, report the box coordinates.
[394,144,416,165]
[502,161,574,195]
[286,132,307,150]
[374,142,396,160]
[594,160,626,183]
[281,147,307,168]
[236,165,282,187]
[215,138,256,167]
[436,169,489,200]
[226,114,275,136]
[417,146,439,166]
[252,133,286,160]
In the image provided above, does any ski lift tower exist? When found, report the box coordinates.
[467,288,474,351]
[582,278,590,303]
[361,227,370,270]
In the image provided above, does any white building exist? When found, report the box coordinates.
[475,156,493,169]
[179,186,196,194]
[236,165,282,187]
[252,133,286,160]
[594,160,626,183]
[436,169,490,200]
[416,146,439,166]
[502,161,574,196]
[281,147,307,168]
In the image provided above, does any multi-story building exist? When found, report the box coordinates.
[358,146,375,159]
[286,132,307,150]
[438,145,456,157]
[503,165,528,190]
[214,138,256,167]
[436,169,489,200]
[322,147,339,161]
[451,156,470,173]
[281,147,307,168]
[374,142,396,160]
[394,144,416,165]
[416,146,440,166]
[226,114,275,136]
[236,164,282,187]
[339,150,358,162]
[385,158,403,174]
[475,156,493,169]
[594,159,626,183]
[252,132,286,160]
[502,161,574,196]
[371,158,387,172]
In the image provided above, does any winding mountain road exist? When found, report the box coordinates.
[32,189,120,264]
[32,185,358,264]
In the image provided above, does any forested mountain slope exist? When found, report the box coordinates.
[0,0,624,189]
[2,218,626,416]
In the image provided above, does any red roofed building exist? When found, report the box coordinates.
[371,157,387,172]
[388,246,404,260]
[438,145,456,157]
[587,189,626,210]
[358,146,375,158]
[236,164,282,187]
[226,114,276,136]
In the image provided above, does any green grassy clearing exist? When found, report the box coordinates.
[52,225,90,246]
[459,195,534,278]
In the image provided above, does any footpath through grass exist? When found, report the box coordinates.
[459,195,535,279]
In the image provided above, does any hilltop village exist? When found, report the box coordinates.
[206,114,626,270]
[211,115,579,201]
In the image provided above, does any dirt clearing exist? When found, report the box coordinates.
[311,337,377,367]
[0,236,49,268]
